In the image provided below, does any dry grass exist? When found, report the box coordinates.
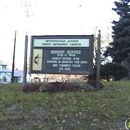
[0,81,130,130]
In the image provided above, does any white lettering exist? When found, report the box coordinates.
[67,50,81,54]
[65,68,70,70]
[47,60,57,63]
[81,61,87,64]
[52,57,61,60]
[59,68,63,70]
[51,50,65,54]
[62,57,72,60]
[68,54,76,56]
[59,64,71,67]
[62,61,73,63]
[72,64,81,67]
[53,64,58,67]
[57,54,64,56]
[74,61,80,63]
[73,57,80,60]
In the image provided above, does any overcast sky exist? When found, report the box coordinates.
[0,0,119,69]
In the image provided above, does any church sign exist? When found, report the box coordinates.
[29,35,94,75]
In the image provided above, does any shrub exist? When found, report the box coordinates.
[39,82,80,92]
[23,81,100,93]
[56,82,79,92]
[79,83,95,91]
[87,79,104,90]
[85,63,129,81]
[39,82,95,92]
[100,63,129,80]
[22,83,41,93]
[39,82,59,92]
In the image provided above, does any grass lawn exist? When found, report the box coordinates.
[0,81,130,130]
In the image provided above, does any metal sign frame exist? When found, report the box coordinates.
[29,35,94,75]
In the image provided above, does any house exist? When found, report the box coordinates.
[0,60,31,84]
[13,69,31,83]
[13,70,23,83]
[0,61,11,83]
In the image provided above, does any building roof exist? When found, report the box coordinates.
[0,69,28,77]
[0,68,11,73]
[14,70,23,77]
[0,60,7,66]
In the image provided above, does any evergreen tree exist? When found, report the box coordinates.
[105,0,130,63]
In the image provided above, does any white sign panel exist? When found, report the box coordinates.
[34,39,89,47]
[32,49,43,70]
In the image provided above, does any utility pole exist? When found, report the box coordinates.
[23,33,28,86]
[11,30,17,83]
[96,30,101,90]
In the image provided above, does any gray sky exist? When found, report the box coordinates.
[0,0,118,69]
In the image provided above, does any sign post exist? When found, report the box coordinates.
[96,30,101,90]
[23,34,28,85]
[29,35,94,75]
[11,30,17,83]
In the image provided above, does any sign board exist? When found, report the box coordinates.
[29,35,94,75]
